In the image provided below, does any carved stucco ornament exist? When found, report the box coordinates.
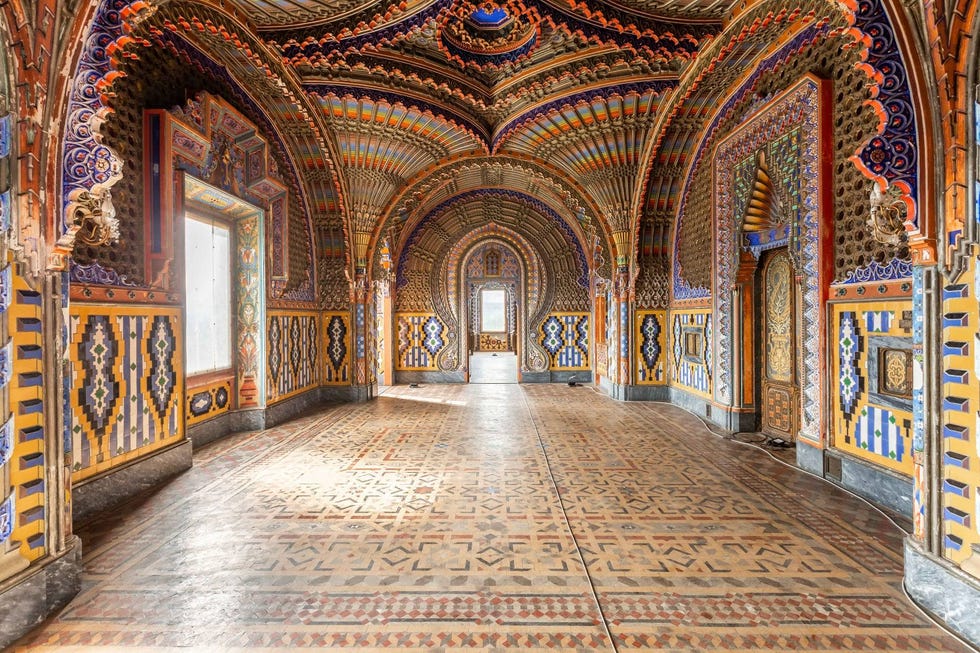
[867,182,908,246]
[67,187,121,247]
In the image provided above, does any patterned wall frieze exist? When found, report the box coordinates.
[829,279,914,301]
[670,309,711,398]
[186,378,233,427]
[69,281,181,304]
[322,312,351,384]
[830,300,913,476]
[635,310,666,385]
[395,313,446,371]
[540,313,589,371]
[267,311,320,403]
[69,303,183,483]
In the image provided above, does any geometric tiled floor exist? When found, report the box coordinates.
[13,384,971,651]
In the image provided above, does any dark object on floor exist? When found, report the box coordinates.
[409,383,420,388]
[567,375,578,387]
[767,437,795,448]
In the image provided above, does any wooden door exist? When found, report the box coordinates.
[760,249,798,440]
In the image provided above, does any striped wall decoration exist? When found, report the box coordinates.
[267,312,319,403]
[855,406,906,462]
[69,305,183,482]
[1,261,48,562]
[864,310,893,333]
[395,314,446,370]
[540,313,589,370]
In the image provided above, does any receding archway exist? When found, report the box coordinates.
[461,241,521,383]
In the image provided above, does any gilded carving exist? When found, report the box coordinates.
[867,182,908,246]
[67,189,121,248]
[765,254,792,383]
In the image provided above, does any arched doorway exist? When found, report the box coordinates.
[461,241,521,383]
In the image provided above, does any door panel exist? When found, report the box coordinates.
[760,250,798,440]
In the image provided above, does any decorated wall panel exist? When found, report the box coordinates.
[635,310,667,385]
[539,313,589,371]
[830,300,913,476]
[394,314,447,371]
[267,311,320,403]
[940,256,980,566]
[69,304,183,483]
[1,263,47,568]
[670,310,712,398]
[185,379,233,427]
[322,312,351,385]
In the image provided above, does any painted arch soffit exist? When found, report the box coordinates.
[635,1,850,246]
[132,3,348,215]
[392,188,592,294]
[367,156,613,278]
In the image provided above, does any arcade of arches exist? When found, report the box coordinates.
[1,0,980,649]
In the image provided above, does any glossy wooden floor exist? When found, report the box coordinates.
[13,384,970,651]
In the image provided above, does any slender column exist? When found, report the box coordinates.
[349,272,373,400]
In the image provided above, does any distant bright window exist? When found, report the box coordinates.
[481,289,506,332]
[185,215,232,375]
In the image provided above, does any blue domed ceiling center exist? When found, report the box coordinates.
[468,7,510,29]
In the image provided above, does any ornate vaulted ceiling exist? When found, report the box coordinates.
[110,0,877,282]
[193,0,737,270]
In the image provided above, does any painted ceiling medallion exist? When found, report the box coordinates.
[439,1,540,68]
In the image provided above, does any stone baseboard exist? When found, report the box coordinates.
[72,440,192,526]
[0,536,82,649]
[905,540,980,650]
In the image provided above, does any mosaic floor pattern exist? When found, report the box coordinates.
[12,384,970,651]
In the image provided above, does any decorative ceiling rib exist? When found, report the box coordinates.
[395,190,591,313]
[225,0,434,31]
[498,85,667,241]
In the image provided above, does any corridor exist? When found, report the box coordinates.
[13,385,968,651]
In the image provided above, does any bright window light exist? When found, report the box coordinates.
[185,215,231,375]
